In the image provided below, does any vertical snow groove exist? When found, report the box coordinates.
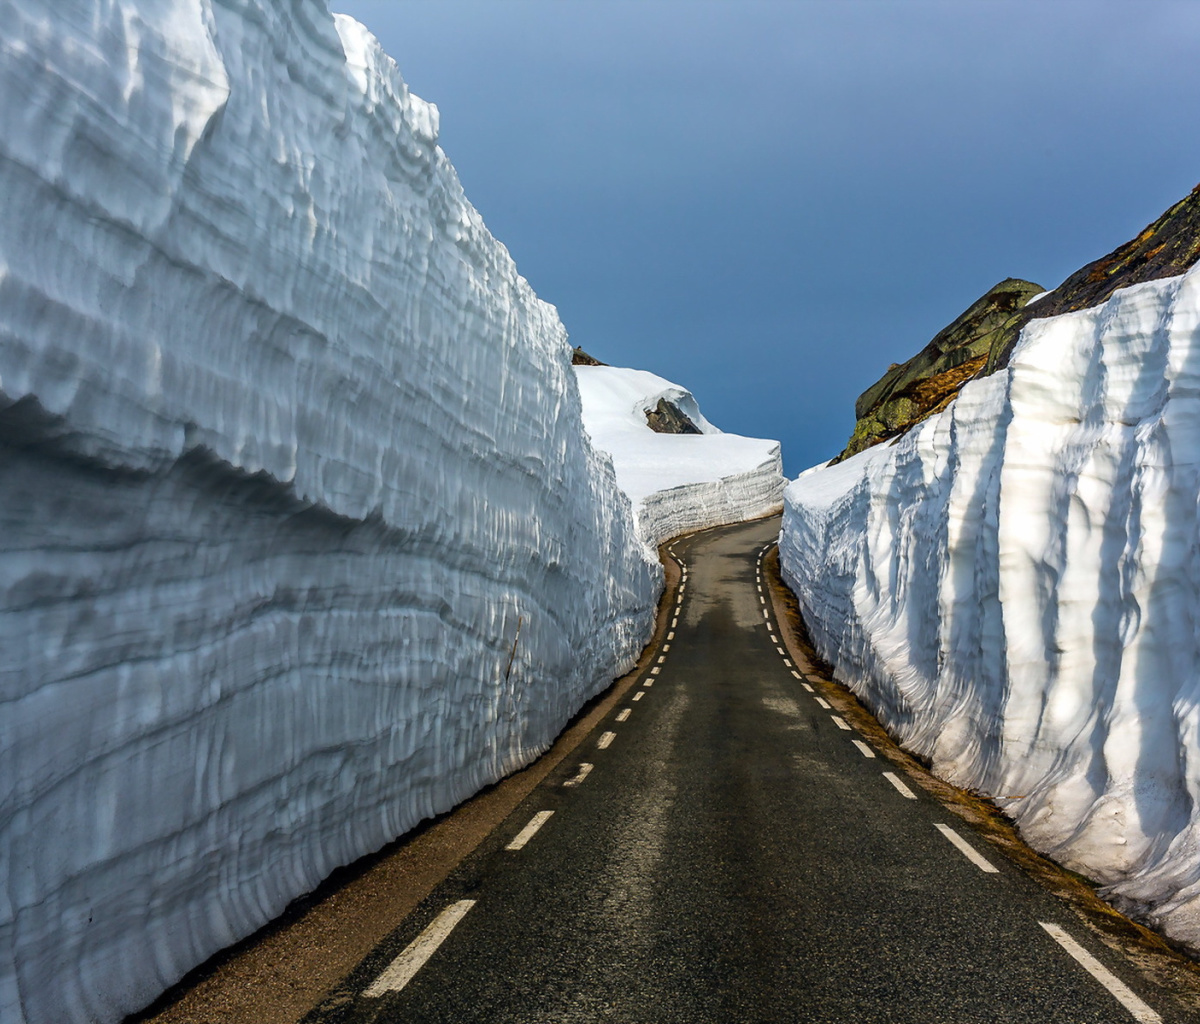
[781,265,1200,954]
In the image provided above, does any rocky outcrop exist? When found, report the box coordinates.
[836,278,1044,462]
[645,397,701,434]
[838,183,1200,463]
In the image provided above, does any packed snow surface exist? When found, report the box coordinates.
[781,264,1200,951]
[575,365,784,548]
[0,4,660,1022]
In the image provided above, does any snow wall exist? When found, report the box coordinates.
[575,365,784,549]
[780,265,1200,951]
[0,4,662,1022]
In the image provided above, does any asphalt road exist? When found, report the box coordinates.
[300,517,1177,1024]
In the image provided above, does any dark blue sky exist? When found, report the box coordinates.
[334,0,1200,475]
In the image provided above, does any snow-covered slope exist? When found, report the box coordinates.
[781,265,1200,950]
[0,4,660,1023]
[575,365,784,548]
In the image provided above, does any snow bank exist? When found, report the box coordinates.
[0,4,659,1022]
[575,365,784,548]
[780,264,1200,950]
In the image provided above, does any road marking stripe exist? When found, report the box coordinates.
[1038,922,1161,1022]
[650,666,660,675]
[815,697,831,710]
[662,643,670,651]
[643,679,653,687]
[671,618,679,628]
[762,610,769,619]
[757,585,762,592]
[506,810,554,851]
[852,740,876,759]
[657,654,667,664]
[831,716,851,730]
[364,900,477,996]
[598,731,616,749]
[791,670,803,680]
[776,646,786,655]
[667,632,675,641]
[616,708,631,722]
[935,823,998,873]
[784,658,793,667]
[802,682,814,693]
[632,691,645,701]
[882,772,917,799]
[760,596,766,604]
[564,763,594,787]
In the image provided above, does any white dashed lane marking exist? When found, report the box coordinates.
[852,740,876,759]
[632,691,645,701]
[650,667,660,675]
[363,900,477,997]
[801,682,814,693]
[598,731,616,749]
[882,772,917,799]
[934,823,998,873]
[830,716,851,731]
[564,763,594,787]
[815,697,831,710]
[506,810,554,851]
[1038,922,1162,1023]
[616,708,631,722]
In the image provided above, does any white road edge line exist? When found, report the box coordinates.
[882,771,917,799]
[934,823,998,873]
[815,697,831,710]
[564,763,594,787]
[363,899,477,996]
[598,731,617,749]
[1038,922,1162,1023]
[506,810,554,851]
[852,739,876,759]
[830,716,852,731]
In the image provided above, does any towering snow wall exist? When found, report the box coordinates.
[575,365,784,549]
[0,4,660,1022]
[781,264,1200,951]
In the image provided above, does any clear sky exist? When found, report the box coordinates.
[333,0,1200,476]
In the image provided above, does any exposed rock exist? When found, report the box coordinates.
[571,346,605,366]
[835,183,1200,463]
[985,182,1200,372]
[645,397,701,435]
[834,278,1044,462]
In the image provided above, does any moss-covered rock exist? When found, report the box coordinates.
[833,278,1044,463]
[834,183,1200,464]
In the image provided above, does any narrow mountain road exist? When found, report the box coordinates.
[296,516,1191,1024]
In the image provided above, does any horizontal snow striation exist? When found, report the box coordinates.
[574,365,785,549]
[781,264,1200,953]
[0,5,658,1024]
